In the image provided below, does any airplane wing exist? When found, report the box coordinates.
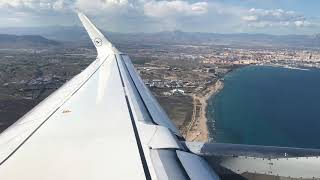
[0,12,320,180]
[0,12,219,180]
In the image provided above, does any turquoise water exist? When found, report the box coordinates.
[207,66,320,149]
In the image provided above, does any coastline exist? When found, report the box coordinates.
[183,79,224,142]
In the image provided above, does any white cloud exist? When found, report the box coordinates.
[143,1,208,18]
[0,0,54,10]
[0,0,318,34]
[294,20,304,27]
[294,20,313,27]
[241,8,314,29]
[247,8,304,22]
[242,15,258,22]
[53,0,70,11]
[75,0,130,9]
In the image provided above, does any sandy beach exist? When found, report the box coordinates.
[183,79,224,142]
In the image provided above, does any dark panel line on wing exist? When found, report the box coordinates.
[0,55,110,166]
[125,96,152,180]
[115,55,152,180]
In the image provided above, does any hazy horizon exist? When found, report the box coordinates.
[1,0,320,35]
[1,26,320,37]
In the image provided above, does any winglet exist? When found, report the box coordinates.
[78,12,120,57]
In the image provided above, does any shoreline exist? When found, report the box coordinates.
[183,64,311,142]
[184,79,224,142]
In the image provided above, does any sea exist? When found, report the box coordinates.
[207,65,320,149]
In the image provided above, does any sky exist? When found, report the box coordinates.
[1,0,320,35]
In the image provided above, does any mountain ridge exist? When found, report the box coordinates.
[0,27,320,49]
[0,34,60,48]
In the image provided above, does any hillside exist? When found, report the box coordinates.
[0,34,61,48]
